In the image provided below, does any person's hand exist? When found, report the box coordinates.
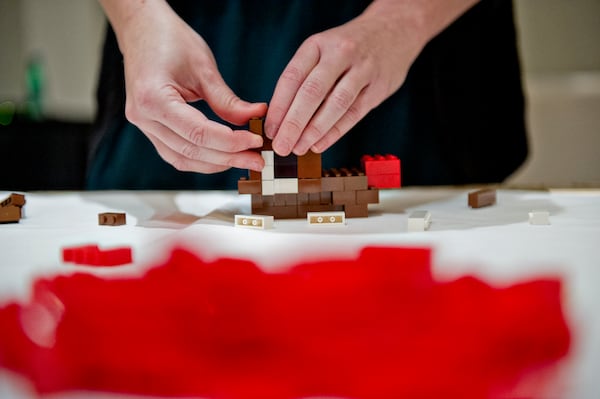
[264,0,477,156]
[102,0,267,173]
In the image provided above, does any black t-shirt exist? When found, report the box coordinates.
[87,0,527,189]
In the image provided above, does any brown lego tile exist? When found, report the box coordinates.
[298,178,322,193]
[297,150,322,179]
[0,205,21,223]
[238,178,262,194]
[468,189,497,208]
[356,188,380,204]
[98,212,126,226]
[344,204,369,218]
[332,191,356,205]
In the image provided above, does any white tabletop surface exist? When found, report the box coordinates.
[0,188,599,398]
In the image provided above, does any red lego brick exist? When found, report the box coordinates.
[361,154,400,175]
[62,244,132,266]
[367,174,401,189]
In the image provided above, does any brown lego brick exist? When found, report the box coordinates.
[251,194,264,209]
[343,204,369,218]
[238,178,262,194]
[249,170,262,181]
[298,178,322,193]
[356,188,380,204]
[332,191,356,205]
[248,117,264,135]
[282,193,298,206]
[468,189,497,208]
[263,136,273,151]
[254,204,298,219]
[0,205,21,223]
[297,150,322,178]
[320,191,332,205]
[273,194,287,206]
[1,193,25,208]
[98,212,126,226]
[344,175,368,191]
[297,193,310,206]
[308,193,321,205]
[321,176,344,192]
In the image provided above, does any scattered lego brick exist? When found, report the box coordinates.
[0,206,21,224]
[407,210,432,232]
[307,211,346,225]
[98,212,126,226]
[234,214,274,230]
[529,210,550,225]
[1,193,25,208]
[468,189,497,208]
[62,244,133,266]
[361,154,401,188]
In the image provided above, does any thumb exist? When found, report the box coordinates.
[204,75,267,126]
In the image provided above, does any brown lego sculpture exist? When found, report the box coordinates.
[238,117,380,218]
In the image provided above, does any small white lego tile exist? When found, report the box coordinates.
[262,180,274,196]
[235,214,274,229]
[261,150,274,166]
[529,210,550,225]
[307,211,346,225]
[262,164,274,180]
[407,210,431,232]
[273,178,299,194]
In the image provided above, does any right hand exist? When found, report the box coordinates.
[109,0,267,173]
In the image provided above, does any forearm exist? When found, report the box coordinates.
[361,0,481,54]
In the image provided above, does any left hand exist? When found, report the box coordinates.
[264,7,425,156]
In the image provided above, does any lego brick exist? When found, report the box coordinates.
[298,178,322,193]
[468,189,497,208]
[320,191,332,205]
[361,154,400,175]
[262,164,274,180]
[262,180,275,196]
[234,214,274,229]
[248,117,264,135]
[407,210,432,232]
[297,204,341,218]
[253,204,298,219]
[273,178,298,194]
[98,212,126,226]
[62,244,132,266]
[238,178,262,194]
[308,192,321,205]
[262,136,273,151]
[251,194,263,209]
[356,189,379,204]
[297,150,322,179]
[273,194,287,206]
[307,211,346,225]
[297,193,309,206]
[529,210,550,225]
[367,174,401,189]
[281,193,298,206]
[0,205,21,224]
[274,153,298,178]
[343,204,369,218]
[249,170,262,181]
[332,190,356,205]
[321,176,344,192]
[261,150,274,166]
[1,193,25,208]
[344,175,368,191]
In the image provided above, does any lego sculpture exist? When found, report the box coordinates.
[237,118,401,218]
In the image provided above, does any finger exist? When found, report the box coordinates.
[264,40,320,141]
[202,71,268,125]
[310,86,374,154]
[141,120,265,172]
[156,100,264,153]
[291,67,368,155]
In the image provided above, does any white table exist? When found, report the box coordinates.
[1,188,599,398]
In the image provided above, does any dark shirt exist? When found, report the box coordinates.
[87,0,527,189]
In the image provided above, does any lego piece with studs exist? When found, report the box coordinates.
[62,244,132,266]
[1,193,25,208]
[307,211,346,225]
[468,189,497,208]
[407,210,432,232]
[0,206,21,224]
[361,154,400,175]
[98,212,126,226]
[234,214,274,230]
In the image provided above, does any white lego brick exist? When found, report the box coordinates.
[307,211,346,225]
[273,178,298,194]
[235,214,274,229]
[262,180,274,196]
[407,210,431,232]
[529,210,550,225]
[261,150,274,166]
[262,164,274,180]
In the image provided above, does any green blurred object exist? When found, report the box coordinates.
[0,101,16,126]
[25,53,45,121]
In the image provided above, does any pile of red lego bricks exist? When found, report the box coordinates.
[0,246,571,399]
